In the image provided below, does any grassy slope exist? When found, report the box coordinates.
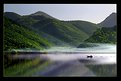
[4,17,54,51]
[85,26,117,44]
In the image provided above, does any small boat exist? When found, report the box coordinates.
[87,55,93,58]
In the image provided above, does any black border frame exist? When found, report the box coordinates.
[1,0,120,80]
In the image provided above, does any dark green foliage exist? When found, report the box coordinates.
[4,17,53,51]
[85,26,117,44]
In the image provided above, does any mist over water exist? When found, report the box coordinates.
[41,43,116,52]
[11,43,116,65]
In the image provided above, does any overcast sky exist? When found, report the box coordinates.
[4,4,116,24]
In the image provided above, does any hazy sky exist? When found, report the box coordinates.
[4,4,116,24]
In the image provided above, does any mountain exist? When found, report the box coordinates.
[4,17,54,51]
[29,11,56,19]
[4,11,101,50]
[85,13,117,44]
[98,13,117,27]
[85,26,117,44]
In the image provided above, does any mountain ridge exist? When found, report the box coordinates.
[4,11,102,50]
[98,12,117,27]
[28,11,57,20]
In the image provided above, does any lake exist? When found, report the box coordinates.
[9,43,116,65]
[4,43,117,76]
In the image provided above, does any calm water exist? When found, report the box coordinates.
[10,43,116,65]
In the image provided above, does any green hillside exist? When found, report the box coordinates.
[32,19,89,46]
[67,21,100,36]
[4,17,54,51]
[85,26,117,44]
[4,11,101,48]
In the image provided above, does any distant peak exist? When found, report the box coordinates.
[30,11,48,16]
[98,12,117,27]
[109,12,116,17]
[111,12,116,14]
[30,11,57,19]
[35,11,45,13]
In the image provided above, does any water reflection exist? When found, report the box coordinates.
[4,43,117,76]
[10,53,116,65]
[7,43,117,65]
